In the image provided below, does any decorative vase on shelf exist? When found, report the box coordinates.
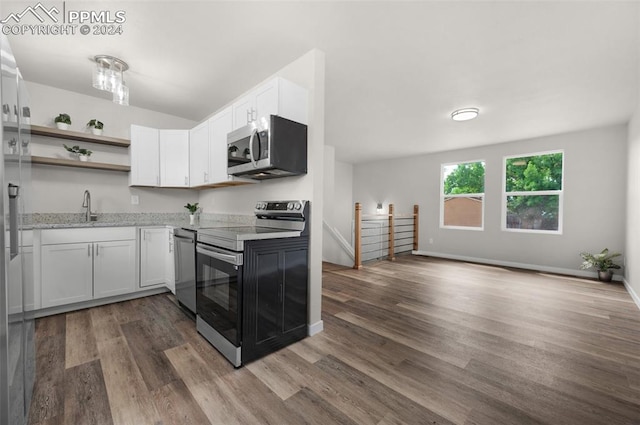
[56,122,69,130]
[189,214,196,225]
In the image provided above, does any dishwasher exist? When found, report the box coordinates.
[173,228,197,315]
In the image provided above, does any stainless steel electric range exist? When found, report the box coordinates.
[195,200,310,367]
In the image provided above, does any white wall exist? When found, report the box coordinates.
[197,49,326,333]
[626,95,640,305]
[25,81,198,213]
[323,145,354,266]
[353,124,628,276]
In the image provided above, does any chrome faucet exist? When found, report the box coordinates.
[82,190,96,222]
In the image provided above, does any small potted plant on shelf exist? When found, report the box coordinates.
[63,144,92,162]
[87,119,104,135]
[228,145,239,157]
[54,113,71,130]
[184,202,199,225]
[243,147,251,159]
[579,248,622,282]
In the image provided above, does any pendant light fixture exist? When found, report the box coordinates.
[92,55,129,106]
[451,107,479,121]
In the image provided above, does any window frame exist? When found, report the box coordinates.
[440,159,486,231]
[501,149,564,235]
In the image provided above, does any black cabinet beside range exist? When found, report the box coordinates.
[242,236,309,364]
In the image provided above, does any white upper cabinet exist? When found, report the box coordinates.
[232,93,254,131]
[208,106,233,184]
[129,125,160,186]
[231,77,308,130]
[188,106,235,188]
[160,130,190,187]
[189,121,210,186]
[130,127,189,188]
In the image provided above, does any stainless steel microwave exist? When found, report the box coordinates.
[227,115,307,180]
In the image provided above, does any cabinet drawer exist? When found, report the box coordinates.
[41,227,136,245]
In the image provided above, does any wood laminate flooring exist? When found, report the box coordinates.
[28,256,640,425]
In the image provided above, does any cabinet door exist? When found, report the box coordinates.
[140,228,169,287]
[41,243,93,308]
[130,125,160,186]
[242,238,309,364]
[232,93,254,130]
[208,106,233,184]
[282,246,309,334]
[189,121,209,187]
[254,78,279,126]
[93,240,136,299]
[160,129,190,187]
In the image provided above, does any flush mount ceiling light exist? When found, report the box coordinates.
[92,55,129,106]
[451,107,479,122]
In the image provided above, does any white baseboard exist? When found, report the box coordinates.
[308,320,324,336]
[623,278,640,311]
[412,250,623,282]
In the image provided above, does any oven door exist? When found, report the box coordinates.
[196,244,243,346]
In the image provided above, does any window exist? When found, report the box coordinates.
[441,161,485,230]
[503,151,563,233]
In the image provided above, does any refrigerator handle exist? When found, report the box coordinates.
[8,184,19,259]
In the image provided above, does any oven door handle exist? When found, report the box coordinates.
[197,245,243,266]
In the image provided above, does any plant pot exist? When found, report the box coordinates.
[597,270,613,282]
[56,122,70,130]
[189,214,196,225]
[79,155,89,162]
[91,128,103,136]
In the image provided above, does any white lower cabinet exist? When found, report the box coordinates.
[41,243,93,308]
[93,240,136,299]
[40,228,136,309]
[140,227,171,288]
[8,231,35,314]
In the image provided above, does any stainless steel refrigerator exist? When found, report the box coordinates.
[0,33,34,425]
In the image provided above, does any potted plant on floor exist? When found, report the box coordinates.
[87,119,104,135]
[579,248,622,282]
[54,113,71,130]
[63,144,92,161]
[185,202,199,225]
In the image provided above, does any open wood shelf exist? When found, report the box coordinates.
[31,156,131,172]
[29,125,130,148]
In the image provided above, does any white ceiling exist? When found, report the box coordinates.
[5,1,639,163]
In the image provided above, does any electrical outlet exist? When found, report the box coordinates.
[131,195,139,205]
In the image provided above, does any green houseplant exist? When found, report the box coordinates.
[184,203,199,225]
[580,248,622,282]
[87,119,104,135]
[63,144,92,161]
[54,113,71,130]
